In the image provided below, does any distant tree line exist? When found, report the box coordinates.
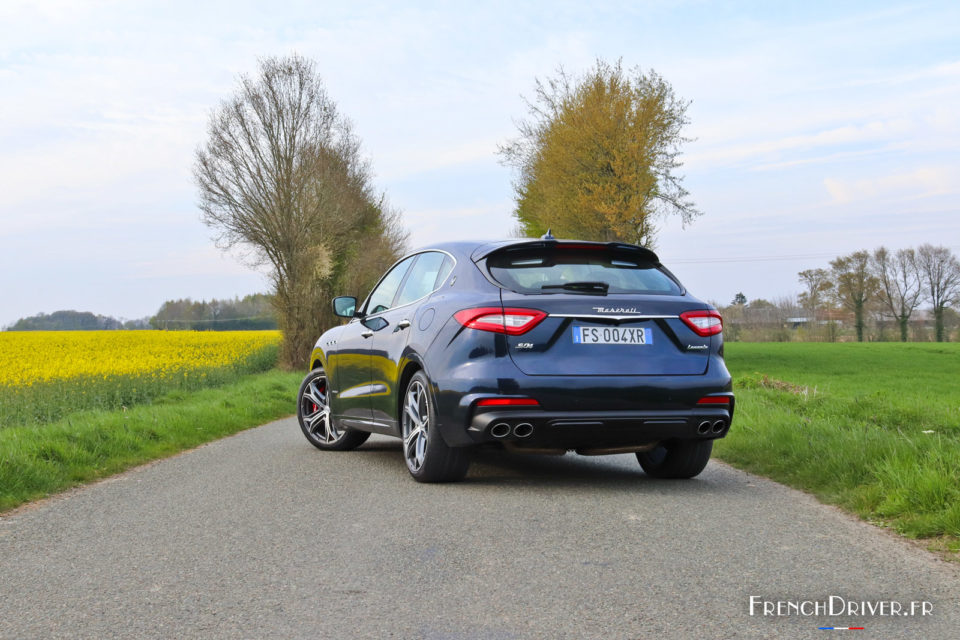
[723,244,960,342]
[5,295,277,332]
[6,310,147,331]
[149,294,277,330]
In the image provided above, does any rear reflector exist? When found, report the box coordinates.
[697,396,731,405]
[680,310,723,337]
[453,307,547,335]
[476,398,540,407]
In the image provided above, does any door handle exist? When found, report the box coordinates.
[361,330,374,338]
[398,319,411,329]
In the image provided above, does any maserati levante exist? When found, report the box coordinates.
[296,235,734,482]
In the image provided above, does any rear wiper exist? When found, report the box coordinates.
[540,281,609,295]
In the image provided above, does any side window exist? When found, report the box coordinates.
[394,252,448,308]
[434,255,454,289]
[365,256,415,315]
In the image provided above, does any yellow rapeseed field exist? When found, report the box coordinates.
[0,330,281,387]
[0,331,282,427]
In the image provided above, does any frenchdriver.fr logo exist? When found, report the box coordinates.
[749,595,933,631]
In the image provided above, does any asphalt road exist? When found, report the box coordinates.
[1,417,957,639]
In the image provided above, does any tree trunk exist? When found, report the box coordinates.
[898,317,909,342]
[855,304,864,342]
[935,307,945,342]
[273,277,327,371]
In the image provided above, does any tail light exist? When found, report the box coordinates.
[680,310,723,337]
[697,396,731,405]
[453,307,547,335]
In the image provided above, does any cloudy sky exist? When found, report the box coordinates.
[2,0,958,326]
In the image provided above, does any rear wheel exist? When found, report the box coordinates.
[297,368,370,451]
[636,439,713,479]
[401,371,470,482]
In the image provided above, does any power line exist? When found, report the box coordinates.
[663,245,960,265]
[663,252,839,265]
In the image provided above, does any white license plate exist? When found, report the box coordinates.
[573,326,651,345]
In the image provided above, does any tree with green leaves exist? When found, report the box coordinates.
[194,55,405,367]
[498,59,699,247]
[830,251,876,342]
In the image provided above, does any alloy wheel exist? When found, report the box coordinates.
[402,380,429,472]
[300,374,341,444]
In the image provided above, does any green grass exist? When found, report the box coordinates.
[0,368,303,512]
[716,342,960,546]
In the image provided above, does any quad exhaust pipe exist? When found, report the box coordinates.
[489,422,535,439]
[513,423,534,438]
[490,423,511,438]
[697,419,727,435]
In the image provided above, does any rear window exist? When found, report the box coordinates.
[486,249,682,295]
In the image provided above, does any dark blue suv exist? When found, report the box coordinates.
[297,237,734,482]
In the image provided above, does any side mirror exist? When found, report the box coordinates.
[332,296,359,318]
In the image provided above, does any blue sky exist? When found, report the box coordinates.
[1,1,958,326]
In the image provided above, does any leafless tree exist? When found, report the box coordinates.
[915,244,960,342]
[194,54,405,367]
[871,247,923,341]
[830,251,876,342]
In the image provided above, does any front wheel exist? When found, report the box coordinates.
[297,368,370,451]
[401,371,470,482]
[636,440,713,479]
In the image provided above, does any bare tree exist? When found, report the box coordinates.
[915,244,960,342]
[830,251,876,342]
[194,54,405,367]
[872,247,923,342]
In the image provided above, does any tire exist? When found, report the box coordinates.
[297,368,370,451]
[400,370,470,482]
[636,439,713,479]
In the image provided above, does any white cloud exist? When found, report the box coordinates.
[377,138,502,182]
[405,203,516,246]
[129,244,265,280]
[824,166,960,204]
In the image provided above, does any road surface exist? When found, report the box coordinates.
[1,417,957,639]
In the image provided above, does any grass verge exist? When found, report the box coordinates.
[0,368,303,513]
[715,343,960,556]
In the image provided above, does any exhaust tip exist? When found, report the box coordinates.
[490,422,511,438]
[513,423,534,438]
[711,420,726,434]
[697,421,711,435]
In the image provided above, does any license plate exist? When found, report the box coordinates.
[573,326,651,345]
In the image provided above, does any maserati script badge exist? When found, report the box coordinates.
[592,306,639,314]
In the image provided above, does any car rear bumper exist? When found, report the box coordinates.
[430,354,734,448]
[466,405,732,449]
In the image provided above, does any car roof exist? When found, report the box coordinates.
[409,239,662,266]
[412,238,659,263]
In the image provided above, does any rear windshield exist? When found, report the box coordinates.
[486,249,682,295]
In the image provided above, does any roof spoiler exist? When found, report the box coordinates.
[470,238,660,264]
